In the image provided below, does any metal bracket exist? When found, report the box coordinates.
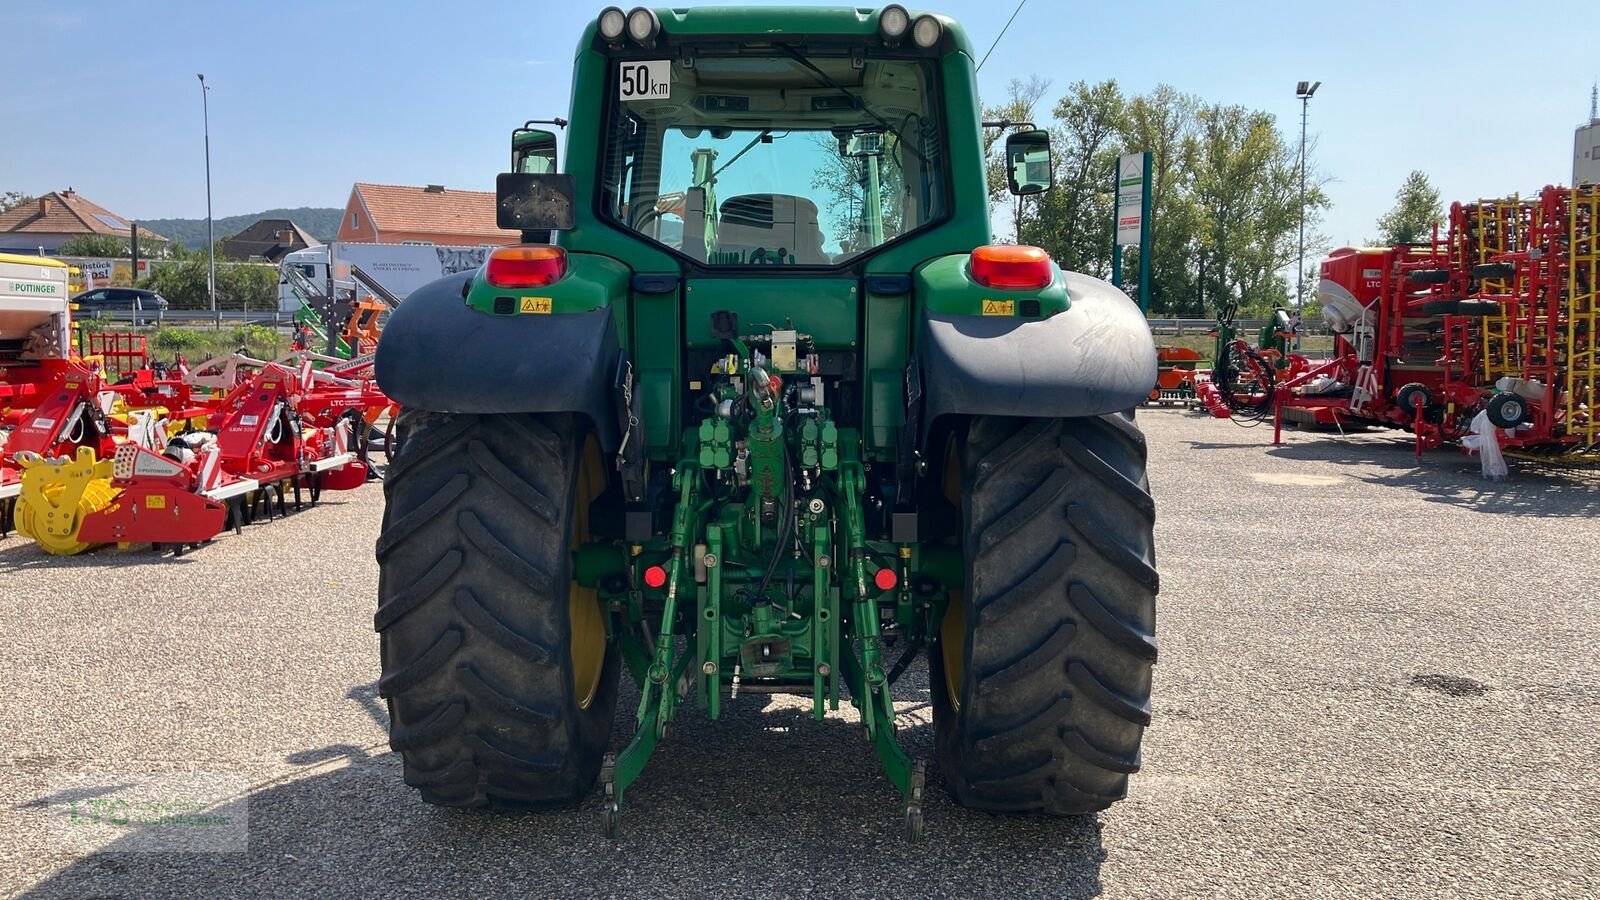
[614,355,646,501]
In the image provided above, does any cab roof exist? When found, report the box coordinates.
[580,6,973,58]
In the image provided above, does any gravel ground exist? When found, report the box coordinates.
[1,409,1596,899]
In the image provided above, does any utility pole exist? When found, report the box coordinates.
[1295,80,1320,351]
[198,73,217,328]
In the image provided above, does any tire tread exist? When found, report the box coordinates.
[375,410,617,808]
[933,414,1158,815]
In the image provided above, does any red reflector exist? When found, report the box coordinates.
[643,565,668,589]
[969,244,1053,290]
[874,567,898,591]
[486,245,567,288]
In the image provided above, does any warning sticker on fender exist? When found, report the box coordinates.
[520,297,553,314]
[981,299,1015,316]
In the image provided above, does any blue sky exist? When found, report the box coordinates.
[2,0,1593,249]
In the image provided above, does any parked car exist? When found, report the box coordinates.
[71,287,169,324]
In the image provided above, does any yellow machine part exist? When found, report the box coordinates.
[15,447,118,556]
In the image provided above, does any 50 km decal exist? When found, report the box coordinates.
[520,297,553,314]
[618,60,671,100]
[981,299,1015,316]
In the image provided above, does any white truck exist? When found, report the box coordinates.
[276,242,495,312]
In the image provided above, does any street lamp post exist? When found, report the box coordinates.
[198,73,217,325]
[1295,80,1319,351]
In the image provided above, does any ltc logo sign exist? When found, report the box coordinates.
[1116,152,1147,247]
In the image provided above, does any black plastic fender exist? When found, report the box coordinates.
[374,272,621,451]
[918,271,1157,440]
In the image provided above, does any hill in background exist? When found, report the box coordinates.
[139,207,342,248]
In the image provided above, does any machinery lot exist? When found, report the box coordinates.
[1,409,1595,899]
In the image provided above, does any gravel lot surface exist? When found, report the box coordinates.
[1,409,1596,898]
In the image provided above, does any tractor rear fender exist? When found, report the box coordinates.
[374,271,622,451]
[917,270,1157,443]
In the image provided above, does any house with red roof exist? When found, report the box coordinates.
[336,182,513,246]
[0,190,167,254]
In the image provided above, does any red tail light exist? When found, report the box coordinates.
[486,245,567,288]
[643,565,668,589]
[874,567,898,591]
[969,244,1052,290]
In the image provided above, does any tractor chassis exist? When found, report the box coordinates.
[596,446,931,841]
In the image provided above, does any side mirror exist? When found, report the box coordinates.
[511,127,559,174]
[1005,129,1053,196]
[496,173,576,232]
[834,128,885,159]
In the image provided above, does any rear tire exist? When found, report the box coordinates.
[375,410,619,807]
[931,414,1158,814]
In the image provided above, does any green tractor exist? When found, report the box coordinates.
[373,5,1159,839]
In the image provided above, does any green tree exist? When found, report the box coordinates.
[1022,79,1127,278]
[1117,85,1201,314]
[1374,170,1443,245]
[57,232,175,260]
[218,264,277,312]
[1187,103,1328,316]
[981,74,1052,238]
[58,234,132,257]
[1,190,34,214]
[141,260,276,312]
[139,260,209,309]
[975,79,1331,318]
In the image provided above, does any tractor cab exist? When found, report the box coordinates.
[597,51,948,266]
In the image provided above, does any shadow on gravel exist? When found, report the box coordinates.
[0,497,365,573]
[0,540,202,572]
[21,666,1108,899]
[1181,439,1277,450]
[1265,438,1600,518]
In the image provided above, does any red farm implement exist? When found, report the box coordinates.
[12,354,390,555]
[1,361,117,534]
[84,331,149,381]
[1265,185,1598,461]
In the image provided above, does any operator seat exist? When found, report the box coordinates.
[712,194,828,265]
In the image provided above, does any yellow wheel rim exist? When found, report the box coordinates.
[569,434,608,710]
[940,436,965,712]
[16,448,117,556]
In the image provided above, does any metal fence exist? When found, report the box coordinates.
[82,310,1298,337]
[77,309,293,328]
[1147,318,1263,335]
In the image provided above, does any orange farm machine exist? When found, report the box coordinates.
[1207,185,1597,459]
[1149,345,1207,405]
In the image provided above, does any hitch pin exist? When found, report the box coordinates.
[731,664,741,699]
